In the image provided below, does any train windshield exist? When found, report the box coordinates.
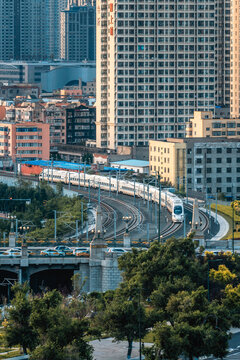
[174,206,182,215]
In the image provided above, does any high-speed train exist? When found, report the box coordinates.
[39,169,184,223]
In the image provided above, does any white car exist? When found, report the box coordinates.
[4,248,21,257]
[73,247,88,255]
[108,248,127,255]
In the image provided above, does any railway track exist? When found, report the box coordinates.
[0,171,210,242]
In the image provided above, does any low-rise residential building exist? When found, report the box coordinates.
[186,111,240,138]
[110,159,149,174]
[149,138,240,198]
[0,121,50,161]
[66,104,96,144]
[149,140,186,185]
[0,83,40,100]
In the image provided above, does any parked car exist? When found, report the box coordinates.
[4,248,21,257]
[73,247,88,255]
[54,245,73,256]
[107,248,127,255]
[75,249,90,257]
[40,248,64,256]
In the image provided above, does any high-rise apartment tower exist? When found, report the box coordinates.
[96,0,230,149]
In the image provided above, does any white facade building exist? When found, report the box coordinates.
[96,0,230,150]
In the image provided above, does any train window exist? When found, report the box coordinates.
[174,206,182,215]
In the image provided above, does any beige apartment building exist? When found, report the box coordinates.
[150,138,240,198]
[149,140,186,186]
[186,111,240,138]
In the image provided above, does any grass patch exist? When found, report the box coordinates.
[143,331,154,343]
[211,204,240,240]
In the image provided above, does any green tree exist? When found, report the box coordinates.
[3,283,37,354]
[97,286,148,359]
[30,290,93,360]
[145,288,230,360]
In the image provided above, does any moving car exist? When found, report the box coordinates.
[74,248,90,257]
[108,248,127,255]
[40,248,64,256]
[54,245,73,255]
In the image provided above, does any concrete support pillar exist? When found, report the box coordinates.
[123,233,131,248]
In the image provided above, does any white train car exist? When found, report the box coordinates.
[39,169,184,223]
[163,191,184,223]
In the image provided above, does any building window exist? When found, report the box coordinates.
[216,158,222,163]
[216,178,222,183]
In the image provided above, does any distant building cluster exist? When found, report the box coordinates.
[0,95,96,162]
[0,0,96,62]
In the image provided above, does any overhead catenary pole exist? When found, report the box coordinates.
[114,211,117,244]
[76,220,79,239]
[117,172,119,196]
[109,175,111,197]
[81,202,84,234]
[68,172,71,190]
[16,218,18,241]
[134,178,136,204]
[215,191,218,223]
[86,220,89,242]
[78,166,80,189]
[147,184,150,211]
[232,204,235,254]
[51,159,53,184]
[98,184,101,205]
[84,162,86,189]
[53,210,57,241]
[183,214,186,238]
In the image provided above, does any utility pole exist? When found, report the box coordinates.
[68,172,71,190]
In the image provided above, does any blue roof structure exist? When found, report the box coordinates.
[110,159,149,167]
[102,166,133,172]
[21,160,91,171]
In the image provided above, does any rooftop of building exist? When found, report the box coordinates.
[151,137,240,144]
[21,160,91,171]
[110,159,149,167]
[0,61,96,67]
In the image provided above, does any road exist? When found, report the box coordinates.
[203,331,240,360]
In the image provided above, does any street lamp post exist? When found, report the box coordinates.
[122,215,131,234]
